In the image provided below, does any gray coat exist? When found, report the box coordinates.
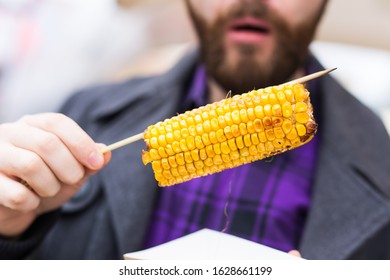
[1,52,390,259]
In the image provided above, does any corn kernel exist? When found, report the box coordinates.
[274,127,285,139]
[282,120,293,134]
[158,147,168,158]
[296,123,307,136]
[232,110,240,124]
[265,129,275,141]
[251,133,260,145]
[150,149,161,160]
[206,145,215,157]
[216,129,226,142]
[176,153,185,165]
[239,123,247,135]
[199,149,207,160]
[264,104,272,116]
[224,126,233,139]
[221,142,230,154]
[295,101,308,113]
[195,136,204,149]
[295,112,310,124]
[228,139,237,151]
[201,133,210,146]
[213,143,221,155]
[258,132,267,142]
[209,131,218,144]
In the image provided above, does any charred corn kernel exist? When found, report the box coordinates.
[143,81,317,186]
[263,117,273,129]
[253,119,264,132]
[295,101,308,113]
[266,129,275,141]
[272,117,283,127]
[282,120,293,134]
[296,124,307,136]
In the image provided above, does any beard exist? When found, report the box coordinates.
[187,0,325,95]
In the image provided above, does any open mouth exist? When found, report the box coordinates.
[228,17,270,43]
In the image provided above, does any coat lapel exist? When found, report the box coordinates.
[300,63,390,259]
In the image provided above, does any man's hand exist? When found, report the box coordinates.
[0,113,111,237]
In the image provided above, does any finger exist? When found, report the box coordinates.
[7,123,86,186]
[288,250,302,258]
[20,113,104,170]
[0,173,40,212]
[85,144,112,177]
[0,145,62,197]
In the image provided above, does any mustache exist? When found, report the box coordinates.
[220,1,268,24]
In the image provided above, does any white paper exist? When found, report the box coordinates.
[124,228,300,260]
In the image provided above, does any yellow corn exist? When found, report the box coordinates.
[142,83,317,187]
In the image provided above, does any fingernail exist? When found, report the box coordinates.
[88,150,104,169]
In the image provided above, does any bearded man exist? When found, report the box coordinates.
[1,0,389,260]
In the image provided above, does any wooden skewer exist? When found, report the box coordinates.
[101,68,336,153]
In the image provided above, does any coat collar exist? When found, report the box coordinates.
[299,59,390,259]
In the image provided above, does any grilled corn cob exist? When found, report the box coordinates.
[142,82,317,187]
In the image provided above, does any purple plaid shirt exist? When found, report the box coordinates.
[144,65,319,252]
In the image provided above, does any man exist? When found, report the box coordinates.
[1,0,390,259]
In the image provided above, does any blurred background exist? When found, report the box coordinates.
[0,0,389,132]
